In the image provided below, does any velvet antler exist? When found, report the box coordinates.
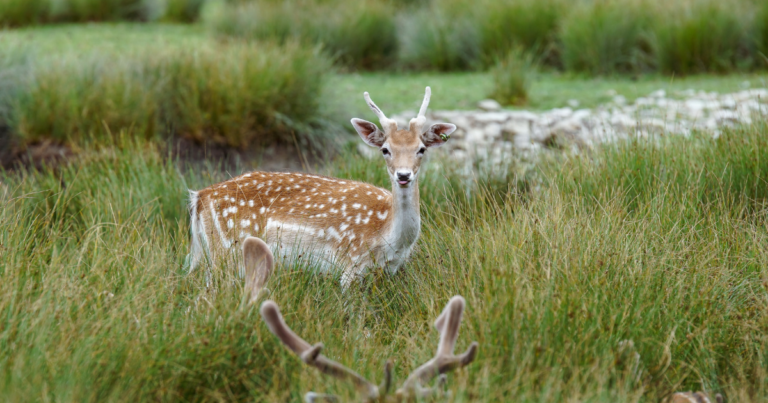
[260,296,478,402]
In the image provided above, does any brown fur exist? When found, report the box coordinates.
[196,171,394,267]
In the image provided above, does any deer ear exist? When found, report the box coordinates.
[351,118,386,147]
[243,236,273,304]
[422,123,456,148]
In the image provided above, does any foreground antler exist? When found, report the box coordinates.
[260,296,478,402]
[667,391,724,403]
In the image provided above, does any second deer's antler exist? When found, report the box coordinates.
[260,296,478,402]
[396,296,478,398]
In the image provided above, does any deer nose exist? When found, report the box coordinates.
[396,171,412,183]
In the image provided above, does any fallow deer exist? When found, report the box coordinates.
[188,87,456,289]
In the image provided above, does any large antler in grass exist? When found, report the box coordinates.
[260,296,478,402]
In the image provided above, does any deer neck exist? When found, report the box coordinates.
[389,179,421,249]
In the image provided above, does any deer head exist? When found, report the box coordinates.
[260,295,478,402]
[351,87,456,189]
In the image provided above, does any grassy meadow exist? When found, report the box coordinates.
[2,121,768,401]
[1,1,768,401]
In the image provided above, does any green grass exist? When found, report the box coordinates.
[653,0,753,74]
[330,71,768,114]
[204,0,767,75]
[560,0,653,75]
[2,120,768,401]
[202,0,398,70]
[0,24,331,150]
[488,48,535,106]
[0,0,204,25]
[476,0,564,66]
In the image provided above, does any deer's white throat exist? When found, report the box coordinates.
[382,179,420,273]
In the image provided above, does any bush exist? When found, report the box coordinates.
[477,0,565,67]
[560,0,653,75]
[652,0,753,74]
[489,48,535,106]
[203,0,398,70]
[8,41,331,149]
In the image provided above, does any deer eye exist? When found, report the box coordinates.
[417,147,426,155]
[381,147,390,156]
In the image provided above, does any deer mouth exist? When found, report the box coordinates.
[397,180,411,187]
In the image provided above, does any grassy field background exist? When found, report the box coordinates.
[1,2,768,401]
[1,122,768,401]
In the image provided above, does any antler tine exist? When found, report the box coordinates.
[260,301,381,402]
[409,86,431,133]
[364,91,396,134]
[396,296,479,398]
[417,86,431,118]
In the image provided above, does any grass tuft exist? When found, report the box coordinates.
[488,48,535,106]
[4,34,331,150]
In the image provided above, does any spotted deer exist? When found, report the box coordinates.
[188,87,456,288]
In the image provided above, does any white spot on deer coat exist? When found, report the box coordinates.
[377,211,388,220]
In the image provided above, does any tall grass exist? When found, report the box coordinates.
[7,42,331,149]
[397,2,480,71]
[560,0,653,75]
[203,0,398,70]
[476,0,565,67]
[652,0,753,75]
[0,0,48,26]
[0,0,204,25]
[754,1,768,67]
[2,122,767,401]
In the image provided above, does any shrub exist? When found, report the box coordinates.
[477,0,565,67]
[652,0,753,75]
[489,48,535,106]
[202,0,398,70]
[560,0,653,75]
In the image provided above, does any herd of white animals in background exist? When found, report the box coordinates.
[367,88,768,174]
